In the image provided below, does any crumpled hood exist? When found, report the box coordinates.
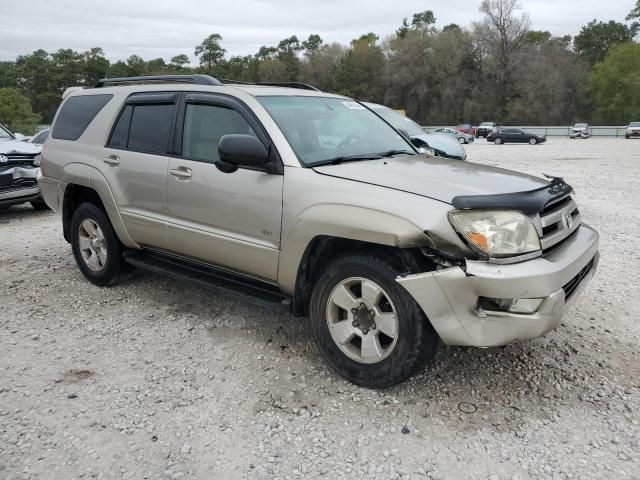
[0,139,41,155]
[313,155,550,204]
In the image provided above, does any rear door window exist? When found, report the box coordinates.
[128,104,174,154]
[52,94,113,140]
[107,102,174,155]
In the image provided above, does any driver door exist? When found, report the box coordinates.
[165,93,283,281]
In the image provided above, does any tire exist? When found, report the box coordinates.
[458,137,466,144]
[70,202,132,286]
[30,199,49,211]
[494,137,503,145]
[309,254,439,389]
[529,138,537,145]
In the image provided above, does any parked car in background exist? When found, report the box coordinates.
[476,122,497,138]
[0,124,47,210]
[456,124,477,136]
[570,123,591,139]
[487,128,547,145]
[29,128,50,146]
[433,127,475,144]
[625,122,640,139]
[365,103,467,160]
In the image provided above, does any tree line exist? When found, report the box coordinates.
[1,0,639,134]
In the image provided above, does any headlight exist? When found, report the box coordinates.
[448,210,541,258]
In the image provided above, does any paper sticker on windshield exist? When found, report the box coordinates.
[342,101,365,110]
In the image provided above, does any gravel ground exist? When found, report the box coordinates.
[1,138,639,480]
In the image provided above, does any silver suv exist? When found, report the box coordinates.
[39,75,599,388]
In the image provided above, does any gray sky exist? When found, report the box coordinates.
[0,0,634,63]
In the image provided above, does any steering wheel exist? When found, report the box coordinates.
[336,134,362,150]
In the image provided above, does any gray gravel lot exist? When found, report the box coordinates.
[1,138,639,480]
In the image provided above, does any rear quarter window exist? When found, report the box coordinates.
[52,94,113,141]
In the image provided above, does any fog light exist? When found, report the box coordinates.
[478,297,544,314]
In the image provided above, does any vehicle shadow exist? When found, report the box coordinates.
[0,204,53,222]
[131,269,610,425]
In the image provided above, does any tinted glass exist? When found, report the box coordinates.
[128,104,174,154]
[182,104,257,163]
[629,122,640,127]
[259,97,414,166]
[52,94,113,140]
[108,105,133,149]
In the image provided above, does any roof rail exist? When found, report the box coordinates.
[95,74,222,88]
[255,82,320,91]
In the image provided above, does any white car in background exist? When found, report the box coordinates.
[0,124,47,210]
[432,127,475,144]
[625,122,640,139]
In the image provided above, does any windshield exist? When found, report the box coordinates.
[365,104,426,137]
[629,122,640,127]
[0,124,14,141]
[257,96,415,166]
[574,123,588,128]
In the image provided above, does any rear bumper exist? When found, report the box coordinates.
[397,224,599,347]
[37,173,66,212]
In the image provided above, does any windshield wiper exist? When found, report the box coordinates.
[310,154,383,167]
[378,149,416,157]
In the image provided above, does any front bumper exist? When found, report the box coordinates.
[397,224,599,347]
[0,166,41,206]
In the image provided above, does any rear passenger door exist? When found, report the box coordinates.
[102,92,178,250]
[165,93,283,282]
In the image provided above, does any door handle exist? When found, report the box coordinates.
[103,155,120,166]
[169,167,192,179]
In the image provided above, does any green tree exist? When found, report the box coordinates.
[411,10,437,31]
[0,88,41,134]
[574,20,638,65]
[302,34,323,56]
[396,18,411,39]
[194,34,226,72]
[125,55,146,76]
[591,42,640,124]
[170,54,190,70]
[146,58,167,74]
[627,1,640,20]
[83,48,110,85]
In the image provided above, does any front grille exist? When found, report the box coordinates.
[562,258,595,300]
[0,177,38,193]
[539,194,581,251]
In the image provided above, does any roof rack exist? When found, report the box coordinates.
[95,74,222,88]
[255,82,319,91]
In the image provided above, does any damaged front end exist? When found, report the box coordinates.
[396,179,600,347]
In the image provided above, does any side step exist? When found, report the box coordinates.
[123,250,292,313]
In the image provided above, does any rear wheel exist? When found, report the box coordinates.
[458,137,466,144]
[494,137,503,145]
[529,137,537,145]
[70,202,132,286]
[309,254,439,389]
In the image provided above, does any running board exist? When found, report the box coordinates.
[123,250,291,313]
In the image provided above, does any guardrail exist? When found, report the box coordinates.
[423,126,629,137]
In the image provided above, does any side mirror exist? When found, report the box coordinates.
[216,134,269,173]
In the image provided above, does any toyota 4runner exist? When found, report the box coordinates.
[38,75,599,388]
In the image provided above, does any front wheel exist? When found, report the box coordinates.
[458,137,466,144]
[309,254,439,389]
[529,138,537,145]
[494,137,503,145]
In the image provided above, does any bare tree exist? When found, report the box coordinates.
[476,0,530,117]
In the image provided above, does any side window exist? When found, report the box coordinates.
[52,94,113,141]
[128,104,174,154]
[181,104,257,163]
[108,105,133,149]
